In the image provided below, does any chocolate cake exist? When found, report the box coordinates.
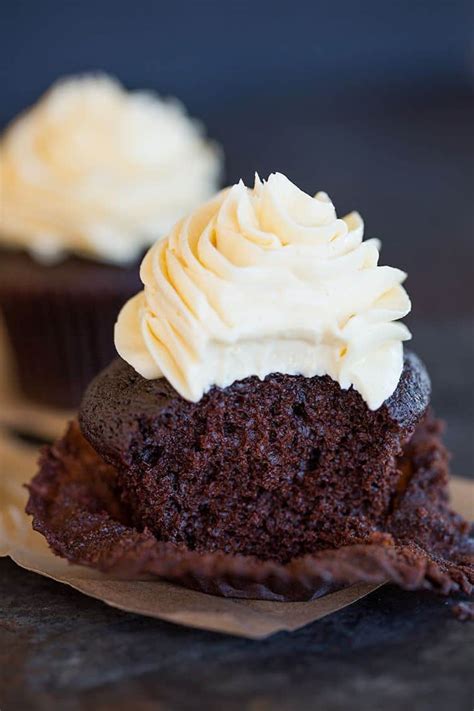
[79,353,430,562]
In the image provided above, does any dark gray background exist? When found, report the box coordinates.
[1,1,473,709]
[1,0,473,116]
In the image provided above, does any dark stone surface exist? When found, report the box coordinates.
[1,558,473,711]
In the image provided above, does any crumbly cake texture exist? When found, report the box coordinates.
[78,353,432,562]
[26,352,473,600]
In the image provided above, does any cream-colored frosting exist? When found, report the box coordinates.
[0,75,221,264]
[115,173,411,409]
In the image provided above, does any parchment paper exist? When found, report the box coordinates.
[1,428,472,639]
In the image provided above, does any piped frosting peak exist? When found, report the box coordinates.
[115,173,411,409]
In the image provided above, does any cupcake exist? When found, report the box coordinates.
[27,174,473,600]
[0,74,222,408]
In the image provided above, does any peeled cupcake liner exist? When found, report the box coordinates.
[0,261,140,409]
[26,421,474,602]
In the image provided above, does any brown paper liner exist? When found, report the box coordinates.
[0,318,72,440]
[0,252,140,409]
[25,422,474,602]
[1,430,473,638]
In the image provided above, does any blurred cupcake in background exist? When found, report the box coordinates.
[0,74,222,409]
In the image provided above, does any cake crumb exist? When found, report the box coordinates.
[451,601,474,621]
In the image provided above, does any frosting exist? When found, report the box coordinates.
[115,173,411,409]
[0,75,221,264]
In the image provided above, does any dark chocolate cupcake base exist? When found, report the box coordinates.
[26,420,473,601]
[78,354,432,564]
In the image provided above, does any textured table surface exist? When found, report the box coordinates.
[1,559,473,711]
[1,93,473,710]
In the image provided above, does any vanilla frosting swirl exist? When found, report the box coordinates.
[115,173,411,409]
[0,75,221,264]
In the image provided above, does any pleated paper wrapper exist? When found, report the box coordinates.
[1,425,473,639]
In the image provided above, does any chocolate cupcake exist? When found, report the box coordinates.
[0,75,222,408]
[27,174,473,600]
